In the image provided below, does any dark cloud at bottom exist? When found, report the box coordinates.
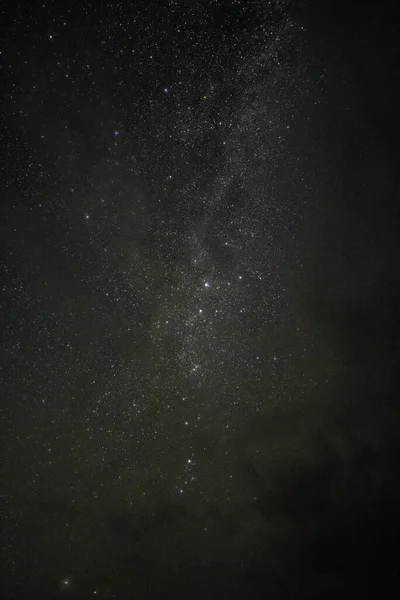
[5,377,400,599]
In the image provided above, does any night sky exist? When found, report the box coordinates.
[1,1,400,598]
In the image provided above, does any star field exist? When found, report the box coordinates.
[1,0,400,598]
[2,0,309,503]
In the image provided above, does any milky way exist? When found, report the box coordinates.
[1,0,312,581]
[3,0,398,598]
[2,0,311,507]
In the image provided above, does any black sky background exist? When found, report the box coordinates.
[1,1,400,598]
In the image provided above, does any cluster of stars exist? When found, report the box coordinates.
[0,0,313,596]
